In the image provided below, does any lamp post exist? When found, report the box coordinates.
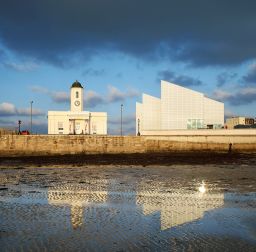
[137,118,140,136]
[121,104,123,136]
[18,120,21,134]
[30,101,33,134]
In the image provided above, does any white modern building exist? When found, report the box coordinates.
[48,81,107,135]
[136,80,224,134]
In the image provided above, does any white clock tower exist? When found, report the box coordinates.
[48,80,107,135]
[70,80,84,112]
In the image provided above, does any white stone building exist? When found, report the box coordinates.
[225,117,255,129]
[48,81,107,135]
[136,80,224,134]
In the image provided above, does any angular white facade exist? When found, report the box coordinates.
[48,81,107,135]
[136,94,161,134]
[203,96,224,128]
[136,80,224,134]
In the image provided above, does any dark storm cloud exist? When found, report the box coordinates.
[216,72,237,87]
[85,90,105,108]
[31,86,70,103]
[157,70,202,86]
[1,1,256,67]
[107,86,139,103]
[213,86,256,105]
[215,63,256,98]
[242,63,256,83]
[85,86,138,107]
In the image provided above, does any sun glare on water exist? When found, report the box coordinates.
[198,181,206,193]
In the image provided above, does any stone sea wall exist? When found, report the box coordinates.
[0,132,256,156]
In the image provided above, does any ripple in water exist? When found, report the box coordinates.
[0,168,256,251]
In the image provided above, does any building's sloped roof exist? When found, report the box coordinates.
[71,80,83,88]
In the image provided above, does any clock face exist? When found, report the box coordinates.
[74,100,80,106]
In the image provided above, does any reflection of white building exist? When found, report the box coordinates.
[136,81,224,134]
[136,186,224,230]
[48,81,107,135]
[47,181,224,231]
[48,184,108,229]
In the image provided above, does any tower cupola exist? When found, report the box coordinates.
[70,80,84,112]
[71,80,83,88]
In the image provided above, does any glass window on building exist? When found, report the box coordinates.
[214,124,223,129]
[187,119,192,129]
[197,119,203,129]
[187,119,204,129]
[58,122,64,130]
[192,120,196,129]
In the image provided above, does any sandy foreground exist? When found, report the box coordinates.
[0,152,256,251]
[0,152,256,192]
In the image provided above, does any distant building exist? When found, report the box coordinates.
[48,81,107,135]
[136,80,224,135]
[225,117,255,129]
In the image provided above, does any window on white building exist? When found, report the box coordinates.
[58,122,64,130]
[187,119,204,129]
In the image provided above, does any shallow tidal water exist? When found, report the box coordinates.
[0,165,256,251]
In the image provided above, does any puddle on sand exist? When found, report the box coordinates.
[0,168,256,251]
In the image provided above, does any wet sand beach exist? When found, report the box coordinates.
[0,152,256,251]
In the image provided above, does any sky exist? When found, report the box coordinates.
[0,0,256,135]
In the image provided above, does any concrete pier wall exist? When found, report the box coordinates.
[0,130,256,156]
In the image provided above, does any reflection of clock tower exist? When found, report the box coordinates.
[70,80,84,112]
